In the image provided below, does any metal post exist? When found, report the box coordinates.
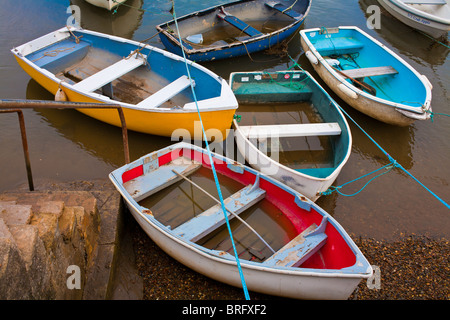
[0,99,132,191]
[0,109,34,191]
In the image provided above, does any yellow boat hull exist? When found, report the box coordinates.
[15,56,235,140]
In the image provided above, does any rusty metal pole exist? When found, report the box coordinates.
[0,99,131,164]
[116,107,130,164]
[16,110,34,191]
[0,99,132,191]
[0,109,34,191]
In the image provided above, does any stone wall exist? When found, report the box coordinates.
[0,181,122,300]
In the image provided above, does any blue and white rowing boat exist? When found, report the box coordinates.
[156,0,311,62]
[109,142,372,300]
[300,26,433,126]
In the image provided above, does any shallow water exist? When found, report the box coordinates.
[0,0,449,241]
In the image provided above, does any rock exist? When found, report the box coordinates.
[0,203,33,226]
[0,219,33,299]
[0,181,123,300]
[8,224,52,298]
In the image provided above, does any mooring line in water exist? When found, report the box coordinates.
[170,0,251,300]
[425,110,450,122]
[286,57,449,210]
[326,104,450,210]
[418,30,450,49]
[321,163,397,197]
[299,65,450,210]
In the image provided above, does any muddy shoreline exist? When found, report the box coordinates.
[131,217,449,300]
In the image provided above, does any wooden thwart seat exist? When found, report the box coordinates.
[263,216,328,268]
[173,184,266,242]
[239,123,341,139]
[265,1,304,19]
[72,52,146,92]
[340,66,398,79]
[217,7,262,37]
[136,75,194,109]
[124,158,202,202]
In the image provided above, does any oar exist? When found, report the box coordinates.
[172,169,276,254]
[332,66,377,96]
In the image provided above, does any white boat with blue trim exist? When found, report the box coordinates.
[109,142,372,300]
[230,70,352,202]
[377,0,450,39]
[300,26,433,126]
[84,0,127,11]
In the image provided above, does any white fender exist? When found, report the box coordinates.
[305,51,318,65]
[338,83,358,99]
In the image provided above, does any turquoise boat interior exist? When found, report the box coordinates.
[303,27,428,109]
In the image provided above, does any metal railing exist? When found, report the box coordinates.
[0,99,130,191]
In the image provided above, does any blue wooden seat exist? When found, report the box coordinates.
[26,39,90,71]
[313,37,364,56]
[262,216,328,268]
[217,8,262,37]
[123,157,202,202]
[173,183,266,242]
[265,1,304,19]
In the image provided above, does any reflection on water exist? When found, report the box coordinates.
[70,0,144,38]
[0,0,449,241]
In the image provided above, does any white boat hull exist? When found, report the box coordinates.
[84,0,127,10]
[377,0,450,39]
[109,143,372,300]
[233,120,342,202]
[126,190,366,300]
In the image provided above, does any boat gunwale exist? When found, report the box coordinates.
[109,142,372,279]
[385,0,450,26]
[11,27,238,114]
[229,70,352,183]
[155,0,312,55]
[299,26,432,117]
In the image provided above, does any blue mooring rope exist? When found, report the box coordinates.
[293,53,450,210]
[287,56,450,210]
[170,1,251,300]
[321,103,450,209]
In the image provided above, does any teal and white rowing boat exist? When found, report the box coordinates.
[230,70,351,201]
[300,26,433,126]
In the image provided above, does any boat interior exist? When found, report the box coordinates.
[160,0,310,49]
[118,146,357,270]
[231,71,350,178]
[21,30,221,108]
[304,27,427,107]
[404,0,450,21]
